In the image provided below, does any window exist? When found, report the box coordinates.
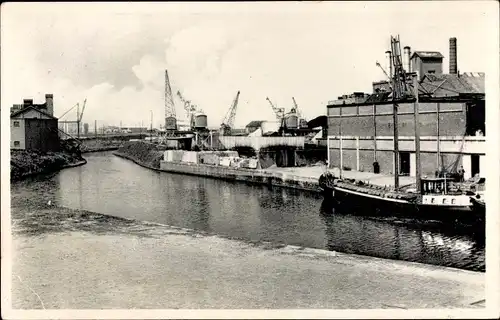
[14,141,20,147]
[451,198,456,205]
[13,121,20,127]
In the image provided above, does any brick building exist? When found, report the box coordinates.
[10,94,60,152]
[322,38,486,180]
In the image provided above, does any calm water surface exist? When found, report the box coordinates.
[11,152,485,271]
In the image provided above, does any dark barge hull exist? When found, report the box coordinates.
[470,197,486,216]
[323,185,483,224]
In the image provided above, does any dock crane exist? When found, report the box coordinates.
[220,91,240,136]
[266,97,286,135]
[266,97,285,121]
[176,90,198,130]
[375,61,394,92]
[291,97,308,128]
[76,98,87,138]
[58,98,87,139]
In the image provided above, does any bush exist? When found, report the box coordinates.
[10,149,83,181]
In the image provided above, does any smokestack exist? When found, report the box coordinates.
[449,37,457,74]
[45,94,54,116]
[404,46,411,73]
[385,50,392,79]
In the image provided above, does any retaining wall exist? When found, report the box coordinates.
[159,161,320,192]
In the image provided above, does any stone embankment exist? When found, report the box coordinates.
[115,141,322,192]
[10,150,86,182]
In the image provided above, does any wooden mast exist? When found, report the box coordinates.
[413,75,422,193]
[390,37,400,190]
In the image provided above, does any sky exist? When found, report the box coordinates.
[1,1,497,129]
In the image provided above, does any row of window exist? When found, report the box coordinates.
[430,197,457,205]
[12,120,52,128]
[328,103,464,117]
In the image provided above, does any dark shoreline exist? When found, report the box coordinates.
[10,150,87,182]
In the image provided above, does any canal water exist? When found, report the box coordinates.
[11,151,485,271]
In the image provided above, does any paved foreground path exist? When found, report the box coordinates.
[8,207,485,310]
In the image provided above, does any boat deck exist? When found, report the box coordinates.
[264,166,416,188]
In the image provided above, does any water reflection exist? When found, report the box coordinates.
[319,199,484,270]
[11,151,484,271]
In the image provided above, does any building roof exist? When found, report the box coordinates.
[410,51,444,60]
[245,120,265,127]
[10,105,58,120]
[365,92,391,104]
[307,115,327,128]
[419,73,485,97]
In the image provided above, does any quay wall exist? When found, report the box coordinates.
[159,161,320,192]
[114,141,320,192]
[10,150,86,182]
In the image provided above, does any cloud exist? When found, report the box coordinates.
[2,2,496,129]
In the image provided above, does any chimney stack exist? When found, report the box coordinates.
[449,37,457,74]
[403,46,411,73]
[45,94,54,116]
[23,99,33,107]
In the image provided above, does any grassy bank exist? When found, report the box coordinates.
[114,141,164,169]
[10,150,86,182]
[80,139,124,153]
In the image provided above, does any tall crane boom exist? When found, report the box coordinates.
[266,97,284,121]
[176,90,203,129]
[390,35,408,101]
[222,91,240,128]
[176,90,197,116]
[78,98,87,122]
[375,61,394,91]
[164,70,176,119]
[291,97,303,118]
[292,97,309,128]
[164,69,177,131]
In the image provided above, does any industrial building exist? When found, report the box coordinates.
[323,37,485,180]
[10,94,60,152]
[58,122,83,135]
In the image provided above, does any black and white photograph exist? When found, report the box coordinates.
[1,1,499,318]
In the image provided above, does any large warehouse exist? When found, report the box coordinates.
[322,38,485,180]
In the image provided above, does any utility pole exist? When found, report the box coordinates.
[95,120,97,139]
